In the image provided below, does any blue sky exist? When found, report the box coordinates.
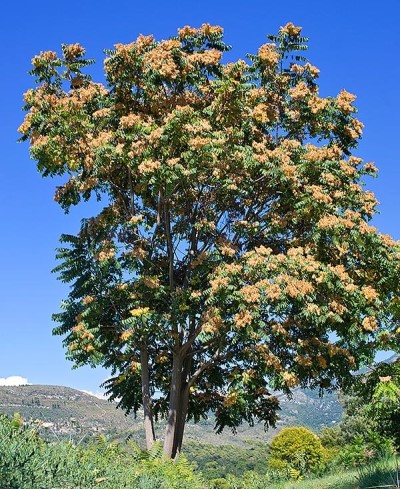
[1,0,399,393]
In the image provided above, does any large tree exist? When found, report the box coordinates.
[19,23,400,458]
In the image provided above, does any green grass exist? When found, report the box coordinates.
[267,458,400,489]
[268,469,359,489]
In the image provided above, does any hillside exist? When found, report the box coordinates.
[0,384,342,446]
[0,385,143,442]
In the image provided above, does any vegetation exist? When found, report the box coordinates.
[184,440,269,479]
[268,427,326,476]
[348,357,400,449]
[1,400,399,487]
[0,384,342,448]
[0,414,203,489]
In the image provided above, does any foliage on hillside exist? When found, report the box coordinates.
[0,384,343,446]
[0,385,144,443]
[184,440,269,479]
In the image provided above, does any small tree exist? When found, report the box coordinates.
[19,23,400,458]
[345,358,400,449]
[268,427,324,475]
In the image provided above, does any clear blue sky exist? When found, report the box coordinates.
[1,0,399,393]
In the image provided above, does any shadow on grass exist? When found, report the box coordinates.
[269,459,400,489]
[356,457,400,489]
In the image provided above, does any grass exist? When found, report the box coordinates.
[268,469,359,489]
[266,457,400,489]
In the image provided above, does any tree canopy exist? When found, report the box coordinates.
[19,22,400,457]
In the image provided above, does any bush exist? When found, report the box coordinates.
[336,431,395,469]
[0,414,204,489]
[268,427,326,476]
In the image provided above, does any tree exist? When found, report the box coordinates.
[344,357,400,449]
[19,22,400,458]
[268,427,325,475]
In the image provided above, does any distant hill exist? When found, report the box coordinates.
[0,384,343,446]
[0,385,143,442]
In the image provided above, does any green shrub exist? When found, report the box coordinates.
[336,431,395,469]
[0,414,205,489]
[268,427,325,476]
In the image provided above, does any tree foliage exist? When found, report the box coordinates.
[19,22,400,457]
[344,358,400,449]
[268,427,325,475]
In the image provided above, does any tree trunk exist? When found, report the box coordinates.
[163,352,183,458]
[171,351,192,456]
[172,384,189,456]
[140,348,156,450]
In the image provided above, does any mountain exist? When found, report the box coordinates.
[0,384,343,447]
[0,385,143,442]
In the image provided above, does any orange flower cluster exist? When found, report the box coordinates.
[201,307,223,333]
[92,108,111,119]
[305,63,320,77]
[364,162,378,173]
[130,246,146,259]
[72,322,94,341]
[282,371,299,387]
[305,144,342,163]
[31,51,57,67]
[306,303,321,315]
[133,34,155,52]
[224,263,242,274]
[177,25,199,38]
[234,310,253,328]
[280,22,302,37]
[295,355,313,367]
[252,103,269,123]
[258,43,280,65]
[120,330,133,341]
[63,43,85,61]
[223,391,239,407]
[318,214,354,230]
[129,214,143,224]
[188,49,222,66]
[91,131,113,149]
[130,307,150,317]
[119,114,142,129]
[289,81,311,100]
[82,295,94,305]
[264,283,282,301]
[210,275,229,292]
[348,118,364,139]
[336,89,356,112]
[75,83,109,103]
[138,159,161,174]
[97,248,115,262]
[362,286,379,302]
[285,279,314,298]
[240,285,260,304]
[308,96,329,114]
[191,252,208,268]
[178,24,223,39]
[379,233,396,248]
[142,276,160,289]
[217,237,237,257]
[308,185,332,204]
[143,41,181,80]
[362,316,378,332]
